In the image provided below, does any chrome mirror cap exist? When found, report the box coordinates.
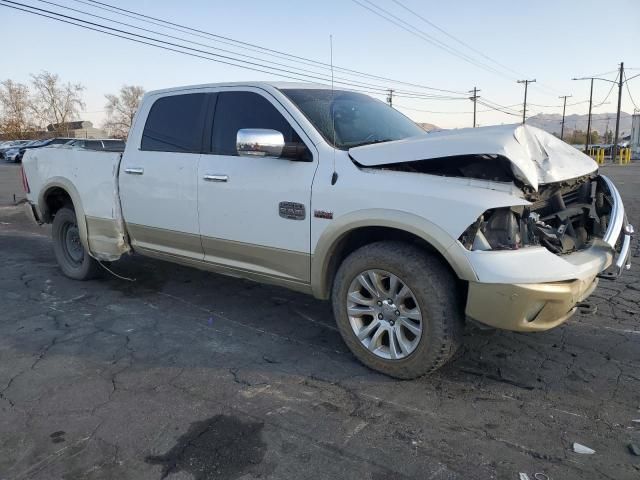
[237,128,285,158]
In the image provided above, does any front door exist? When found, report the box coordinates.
[197,88,317,284]
[120,91,209,260]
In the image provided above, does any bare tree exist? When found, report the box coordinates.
[103,85,145,139]
[30,71,85,135]
[0,79,35,139]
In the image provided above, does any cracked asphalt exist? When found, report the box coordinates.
[1,161,639,480]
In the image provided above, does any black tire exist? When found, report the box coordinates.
[52,206,101,280]
[331,241,463,379]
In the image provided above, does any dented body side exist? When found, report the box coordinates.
[22,146,130,261]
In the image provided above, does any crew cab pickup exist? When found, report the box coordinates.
[21,82,633,379]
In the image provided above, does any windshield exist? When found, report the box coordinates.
[281,89,425,149]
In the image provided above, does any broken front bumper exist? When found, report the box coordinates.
[466,277,598,331]
[464,175,633,332]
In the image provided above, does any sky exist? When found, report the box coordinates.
[2,0,639,130]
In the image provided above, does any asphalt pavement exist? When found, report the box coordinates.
[1,161,639,480]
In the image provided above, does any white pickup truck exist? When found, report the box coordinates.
[22,82,633,379]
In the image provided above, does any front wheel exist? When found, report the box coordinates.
[331,241,463,379]
[52,206,101,280]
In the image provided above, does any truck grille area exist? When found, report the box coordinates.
[458,174,614,255]
[523,175,611,254]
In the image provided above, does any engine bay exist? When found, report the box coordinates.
[459,174,614,255]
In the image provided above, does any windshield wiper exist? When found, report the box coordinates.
[345,138,394,149]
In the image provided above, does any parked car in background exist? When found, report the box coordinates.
[0,140,30,160]
[65,138,126,152]
[5,146,22,162]
[13,138,75,163]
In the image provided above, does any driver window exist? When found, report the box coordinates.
[212,91,304,156]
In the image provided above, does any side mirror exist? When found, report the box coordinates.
[237,128,285,158]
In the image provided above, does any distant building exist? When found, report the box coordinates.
[631,113,640,160]
[46,120,106,139]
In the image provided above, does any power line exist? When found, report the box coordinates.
[1,0,466,101]
[593,72,619,107]
[390,0,521,78]
[479,97,523,115]
[386,0,562,98]
[0,1,360,89]
[351,0,514,80]
[35,0,350,84]
[476,100,522,117]
[624,71,639,111]
[528,100,589,108]
[4,0,592,126]
[24,0,461,99]
[71,0,467,96]
[395,101,524,115]
[388,1,566,97]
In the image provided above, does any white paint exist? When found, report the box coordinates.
[573,442,596,454]
[349,124,598,190]
[21,81,627,295]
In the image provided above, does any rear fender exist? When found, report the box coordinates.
[39,177,90,252]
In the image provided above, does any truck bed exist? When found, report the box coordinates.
[22,146,130,261]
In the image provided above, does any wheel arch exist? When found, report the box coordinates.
[38,177,90,252]
[311,209,477,300]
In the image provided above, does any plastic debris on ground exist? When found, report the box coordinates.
[573,442,595,454]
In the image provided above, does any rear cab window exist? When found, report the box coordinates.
[141,93,209,153]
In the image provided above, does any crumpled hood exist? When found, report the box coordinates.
[348,124,598,191]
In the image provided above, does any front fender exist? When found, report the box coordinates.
[311,209,478,299]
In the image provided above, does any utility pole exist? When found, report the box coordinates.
[573,67,629,155]
[517,79,536,124]
[612,62,624,161]
[586,78,594,152]
[386,89,395,107]
[559,95,572,140]
[468,87,481,128]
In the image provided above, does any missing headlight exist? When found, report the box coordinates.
[459,179,604,254]
[459,208,523,251]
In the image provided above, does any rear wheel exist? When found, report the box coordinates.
[52,206,101,280]
[331,241,463,379]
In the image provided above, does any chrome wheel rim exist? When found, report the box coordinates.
[346,269,423,360]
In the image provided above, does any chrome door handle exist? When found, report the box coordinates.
[203,174,228,182]
[124,167,144,175]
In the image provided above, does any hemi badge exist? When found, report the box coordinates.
[314,210,333,220]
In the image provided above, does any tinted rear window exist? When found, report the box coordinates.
[142,93,208,153]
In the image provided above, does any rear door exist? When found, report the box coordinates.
[197,88,317,284]
[120,91,210,260]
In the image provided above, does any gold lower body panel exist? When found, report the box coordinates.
[465,276,598,332]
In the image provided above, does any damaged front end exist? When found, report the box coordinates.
[458,174,633,276]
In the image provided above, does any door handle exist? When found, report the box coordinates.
[124,167,144,175]
[203,174,228,182]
